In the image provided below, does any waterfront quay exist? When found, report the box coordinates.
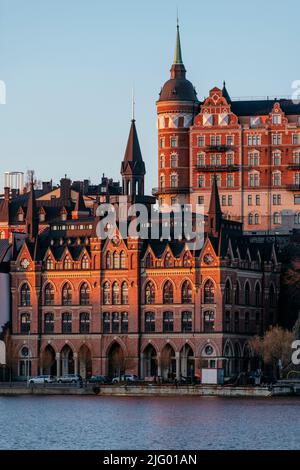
[0,382,299,397]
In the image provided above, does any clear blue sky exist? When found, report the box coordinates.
[0,0,299,192]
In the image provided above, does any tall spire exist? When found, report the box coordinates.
[206,176,222,237]
[173,17,183,65]
[121,118,146,197]
[26,178,38,241]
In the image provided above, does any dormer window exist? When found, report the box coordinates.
[272,114,281,125]
[39,213,45,222]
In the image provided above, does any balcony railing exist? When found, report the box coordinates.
[196,164,240,172]
[288,164,300,170]
[152,187,193,196]
[204,145,236,152]
[286,184,300,191]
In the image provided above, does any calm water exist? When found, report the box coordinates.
[0,396,299,450]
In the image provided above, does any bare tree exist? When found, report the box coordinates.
[250,326,295,378]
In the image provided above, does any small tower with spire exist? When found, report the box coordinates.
[206,176,222,238]
[121,117,146,199]
[156,20,199,208]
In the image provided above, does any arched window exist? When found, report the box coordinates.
[81,255,89,270]
[145,281,155,304]
[44,313,54,333]
[46,257,54,270]
[254,213,260,225]
[269,284,276,307]
[64,256,72,270]
[255,283,261,306]
[225,280,231,304]
[272,171,281,187]
[248,213,253,225]
[113,252,120,269]
[163,311,174,332]
[204,311,215,332]
[163,281,173,304]
[145,253,153,268]
[80,283,90,306]
[164,253,173,268]
[20,313,30,333]
[20,283,31,307]
[183,252,191,267]
[120,251,126,269]
[235,282,240,305]
[106,252,111,269]
[62,312,72,333]
[44,283,54,306]
[112,282,120,305]
[234,312,240,333]
[204,279,214,304]
[245,312,250,333]
[181,311,192,332]
[245,282,250,305]
[62,283,72,306]
[145,312,155,332]
[80,312,90,333]
[103,282,110,304]
[182,280,192,304]
[121,282,128,304]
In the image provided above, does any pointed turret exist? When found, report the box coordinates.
[222,81,231,104]
[26,180,38,241]
[173,22,183,65]
[206,176,222,237]
[121,119,145,197]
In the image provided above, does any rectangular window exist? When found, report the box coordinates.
[272,134,282,145]
[103,313,110,333]
[228,195,233,206]
[293,134,299,145]
[160,137,165,148]
[198,196,204,205]
[272,115,281,125]
[248,195,252,206]
[198,175,205,188]
[163,312,174,332]
[170,137,177,148]
[210,175,221,187]
[226,153,234,166]
[226,174,234,188]
[197,153,205,167]
[294,195,300,205]
[170,154,178,168]
[181,312,192,332]
[222,195,226,206]
[226,135,234,146]
[256,195,260,206]
[295,173,300,185]
[248,135,261,146]
[197,136,205,147]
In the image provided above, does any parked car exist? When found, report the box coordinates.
[57,374,83,384]
[28,375,55,384]
[88,375,110,384]
[112,374,138,384]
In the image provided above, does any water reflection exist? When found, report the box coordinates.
[0,396,299,450]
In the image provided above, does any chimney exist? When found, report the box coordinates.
[60,178,71,203]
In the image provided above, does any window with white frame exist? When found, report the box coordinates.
[170,153,178,168]
[247,135,261,146]
[248,151,260,166]
[160,154,165,168]
[211,154,221,166]
[272,114,281,125]
[226,135,234,146]
[273,212,281,225]
[198,175,205,188]
[226,153,234,165]
[170,173,178,188]
[272,150,281,166]
[160,174,165,189]
[293,151,300,164]
[292,134,299,145]
[273,194,281,205]
[272,134,282,145]
[197,152,205,167]
[210,135,221,146]
[249,172,260,187]
[256,195,260,206]
[295,173,300,185]
[226,174,234,188]
[210,175,221,187]
[197,136,205,147]
[272,171,281,187]
[170,137,177,148]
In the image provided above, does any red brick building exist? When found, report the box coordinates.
[156,25,300,234]
[6,118,280,381]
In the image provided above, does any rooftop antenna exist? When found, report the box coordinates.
[131,86,135,121]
